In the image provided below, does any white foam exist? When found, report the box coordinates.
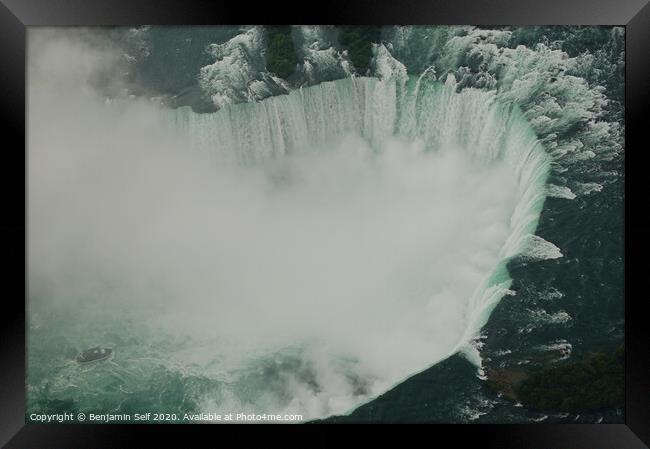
[547,184,576,200]
[198,27,285,108]
[295,26,352,83]
[528,308,572,325]
[575,182,603,196]
[521,235,563,261]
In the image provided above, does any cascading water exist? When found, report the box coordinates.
[156,75,551,414]
[27,26,624,424]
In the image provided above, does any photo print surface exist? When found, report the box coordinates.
[27,25,624,424]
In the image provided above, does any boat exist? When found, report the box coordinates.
[76,346,113,363]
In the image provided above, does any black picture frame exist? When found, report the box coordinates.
[1,0,648,446]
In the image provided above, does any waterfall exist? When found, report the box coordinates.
[163,74,551,379]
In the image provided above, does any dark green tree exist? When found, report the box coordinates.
[266,26,299,79]
[338,26,382,75]
[515,345,624,413]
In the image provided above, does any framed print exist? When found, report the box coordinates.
[1,0,649,447]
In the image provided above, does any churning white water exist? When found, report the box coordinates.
[28,35,550,419]
[163,75,551,367]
